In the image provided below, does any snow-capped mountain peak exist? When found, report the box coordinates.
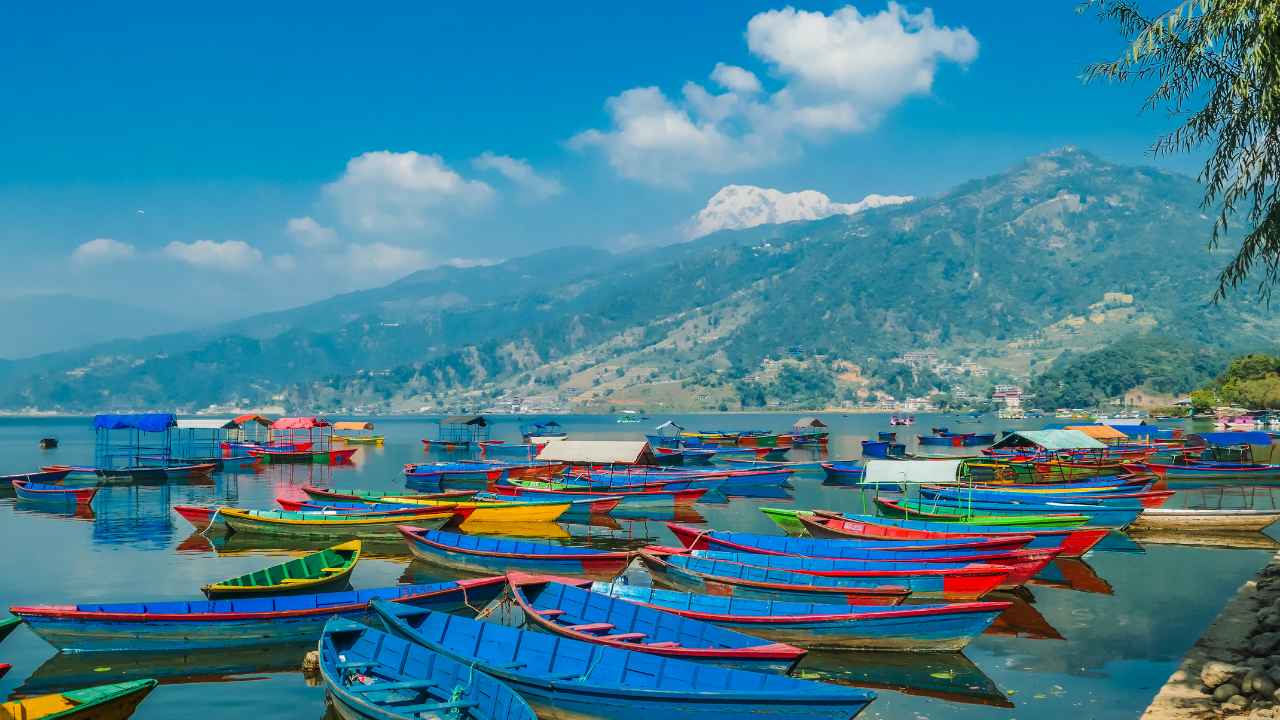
[689,185,913,238]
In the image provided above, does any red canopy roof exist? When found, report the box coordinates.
[271,417,329,430]
[232,414,272,427]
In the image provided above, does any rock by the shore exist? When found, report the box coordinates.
[1217,684,1245,703]
[1206,662,1247,690]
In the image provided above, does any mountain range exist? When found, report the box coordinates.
[2,147,1273,414]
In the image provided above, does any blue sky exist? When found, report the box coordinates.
[0,1,1189,322]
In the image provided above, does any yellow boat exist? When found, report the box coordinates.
[201,540,361,598]
[1,679,157,720]
[330,421,384,446]
[382,497,570,523]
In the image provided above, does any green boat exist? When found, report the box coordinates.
[202,540,361,599]
[760,507,809,535]
[875,498,1090,527]
[0,614,21,644]
[1,678,158,719]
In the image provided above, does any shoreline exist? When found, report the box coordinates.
[1142,551,1280,718]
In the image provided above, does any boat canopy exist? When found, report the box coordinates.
[989,429,1106,451]
[654,420,684,432]
[1065,424,1127,441]
[1108,424,1175,440]
[864,459,963,485]
[174,418,237,430]
[231,414,273,427]
[1190,431,1273,447]
[793,417,828,429]
[272,417,330,430]
[535,439,658,465]
[440,415,487,426]
[333,421,374,431]
[93,413,176,432]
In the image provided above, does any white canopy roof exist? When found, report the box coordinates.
[535,440,657,465]
[863,459,963,485]
[174,419,236,430]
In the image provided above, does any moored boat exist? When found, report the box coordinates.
[13,480,98,506]
[1129,508,1280,531]
[683,549,1010,599]
[797,514,1109,557]
[1,468,72,488]
[592,582,1010,652]
[667,522,1035,553]
[638,552,911,605]
[219,507,454,538]
[12,577,506,652]
[497,574,807,673]
[320,617,537,720]
[400,527,634,580]
[0,679,157,720]
[0,614,20,643]
[872,499,1088,527]
[370,599,876,720]
[201,540,361,598]
[302,485,477,503]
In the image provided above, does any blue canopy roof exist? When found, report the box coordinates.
[93,413,176,432]
[1193,431,1273,447]
[1109,424,1176,440]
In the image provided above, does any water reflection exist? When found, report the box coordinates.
[985,591,1065,641]
[1030,559,1114,595]
[793,650,1013,708]
[17,643,313,695]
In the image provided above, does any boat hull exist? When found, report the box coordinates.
[401,527,633,580]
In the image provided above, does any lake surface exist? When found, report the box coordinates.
[0,413,1275,719]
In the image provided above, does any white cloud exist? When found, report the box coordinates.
[472,152,563,200]
[323,151,494,233]
[335,242,431,276]
[689,184,914,237]
[272,254,298,272]
[572,3,977,185]
[711,63,762,94]
[71,237,135,264]
[285,216,339,248]
[163,240,263,270]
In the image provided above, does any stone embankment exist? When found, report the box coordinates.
[1144,553,1280,719]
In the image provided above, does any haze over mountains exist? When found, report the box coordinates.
[2,147,1271,413]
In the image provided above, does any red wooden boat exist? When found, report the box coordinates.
[273,497,450,515]
[798,514,1108,558]
[0,664,9,680]
[247,447,357,464]
[173,504,220,528]
[667,522,1033,553]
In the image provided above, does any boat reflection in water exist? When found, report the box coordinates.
[16,642,313,696]
[1029,558,1114,595]
[1128,528,1280,551]
[792,649,1012,708]
[984,590,1064,641]
[182,530,412,561]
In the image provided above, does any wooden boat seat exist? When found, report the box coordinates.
[320,567,346,573]
[348,679,439,694]
[601,632,646,642]
[566,623,614,633]
[393,700,478,713]
[536,608,566,617]
[644,641,680,648]
[279,578,311,584]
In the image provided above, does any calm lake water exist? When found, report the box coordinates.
[0,413,1275,719]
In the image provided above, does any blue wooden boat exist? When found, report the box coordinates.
[13,480,98,506]
[399,527,634,580]
[497,575,806,673]
[591,583,1010,651]
[667,522,1036,553]
[321,617,536,720]
[664,525,1057,585]
[821,462,865,485]
[909,492,1141,528]
[404,462,508,485]
[481,442,541,461]
[918,434,962,446]
[1,468,72,488]
[860,441,906,458]
[684,550,1009,599]
[370,599,876,720]
[11,577,507,652]
[638,552,911,605]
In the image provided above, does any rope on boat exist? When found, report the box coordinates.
[200,508,222,536]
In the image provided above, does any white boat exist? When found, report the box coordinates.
[1131,508,1280,531]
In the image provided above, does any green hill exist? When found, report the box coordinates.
[4,147,1275,413]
